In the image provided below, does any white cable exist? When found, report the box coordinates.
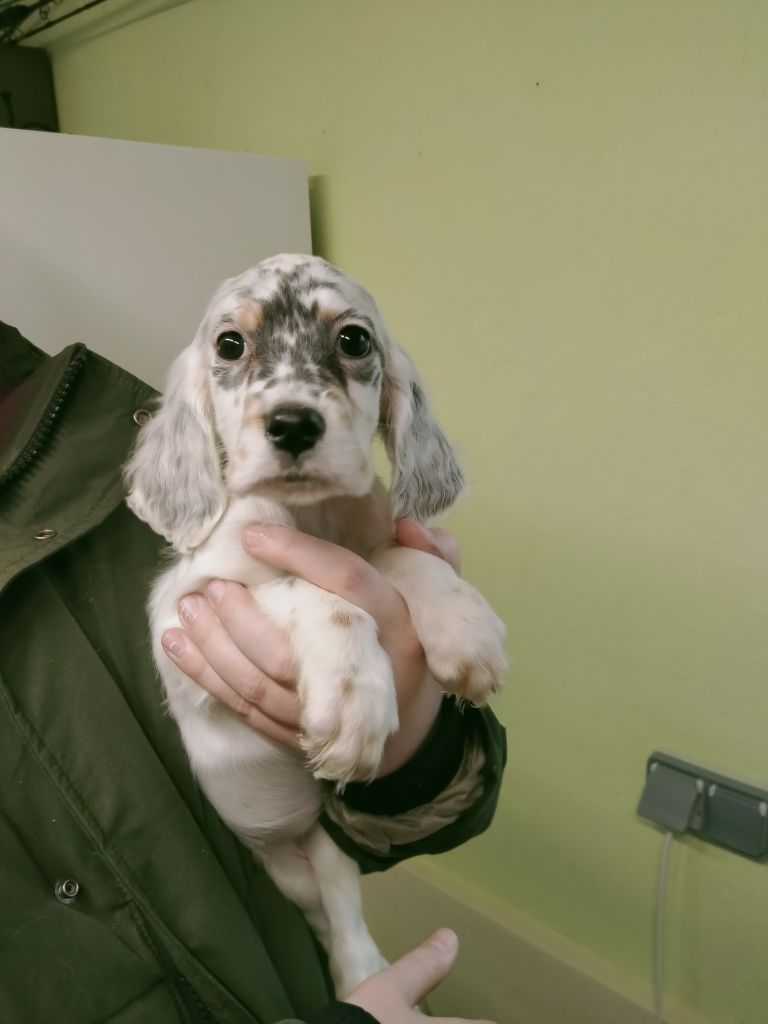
[653,830,675,1024]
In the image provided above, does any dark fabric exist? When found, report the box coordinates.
[0,320,45,381]
[306,1001,380,1024]
[341,694,468,815]
[322,704,507,874]
[0,321,507,1024]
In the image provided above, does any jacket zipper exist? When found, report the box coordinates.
[0,344,88,488]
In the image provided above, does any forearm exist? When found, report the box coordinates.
[376,673,443,778]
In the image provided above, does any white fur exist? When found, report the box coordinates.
[125,254,507,996]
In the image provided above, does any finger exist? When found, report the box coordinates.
[381,929,460,1006]
[177,595,300,727]
[428,527,461,574]
[242,524,400,622]
[204,579,296,684]
[161,628,302,749]
[395,519,462,574]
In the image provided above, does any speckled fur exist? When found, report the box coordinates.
[124,254,507,996]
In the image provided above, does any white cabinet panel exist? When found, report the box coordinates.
[0,128,311,387]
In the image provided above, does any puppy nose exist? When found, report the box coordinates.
[265,404,326,457]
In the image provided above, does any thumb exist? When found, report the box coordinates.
[385,928,459,1005]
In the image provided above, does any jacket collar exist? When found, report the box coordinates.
[0,323,157,593]
[0,335,88,487]
[0,320,46,384]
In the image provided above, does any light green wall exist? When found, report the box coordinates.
[52,2,768,1020]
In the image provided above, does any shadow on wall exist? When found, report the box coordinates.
[309,175,331,260]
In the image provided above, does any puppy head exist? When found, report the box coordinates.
[125,254,464,551]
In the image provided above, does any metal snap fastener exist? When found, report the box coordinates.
[133,408,152,426]
[34,528,57,541]
[54,878,79,904]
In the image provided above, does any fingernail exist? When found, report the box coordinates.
[430,929,458,953]
[413,521,438,544]
[178,597,198,623]
[162,633,185,658]
[418,527,442,555]
[398,519,436,550]
[206,579,226,602]
[243,525,268,549]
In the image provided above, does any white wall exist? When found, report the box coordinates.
[0,128,311,388]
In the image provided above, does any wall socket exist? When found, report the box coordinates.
[637,751,768,860]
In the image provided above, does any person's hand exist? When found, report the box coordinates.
[160,519,460,775]
[393,519,461,575]
[344,929,495,1024]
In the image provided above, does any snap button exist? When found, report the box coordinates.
[34,528,57,541]
[133,408,152,426]
[54,878,80,904]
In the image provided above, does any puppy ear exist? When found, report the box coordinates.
[124,344,225,552]
[380,343,466,521]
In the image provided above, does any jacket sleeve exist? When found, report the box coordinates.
[302,1000,380,1023]
[320,698,507,873]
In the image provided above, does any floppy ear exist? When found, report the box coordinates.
[124,344,226,553]
[380,343,466,521]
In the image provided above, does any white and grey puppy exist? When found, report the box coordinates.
[125,253,506,996]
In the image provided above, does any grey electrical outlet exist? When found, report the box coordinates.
[637,751,768,860]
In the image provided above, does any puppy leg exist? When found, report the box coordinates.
[260,840,332,951]
[373,546,507,706]
[302,825,388,997]
[255,578,400,784]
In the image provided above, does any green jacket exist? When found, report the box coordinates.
[0,323,506,1024]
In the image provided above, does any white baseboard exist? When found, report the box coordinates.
[362,862,704,1024]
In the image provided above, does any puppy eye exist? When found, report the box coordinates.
[216,331,245,360]
[337,325,372,358]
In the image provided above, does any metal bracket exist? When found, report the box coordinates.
[637,751,768,860]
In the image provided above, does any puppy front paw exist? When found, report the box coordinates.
[298,612,399,784]
[421,579,508,706]
[301,674,399,785]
